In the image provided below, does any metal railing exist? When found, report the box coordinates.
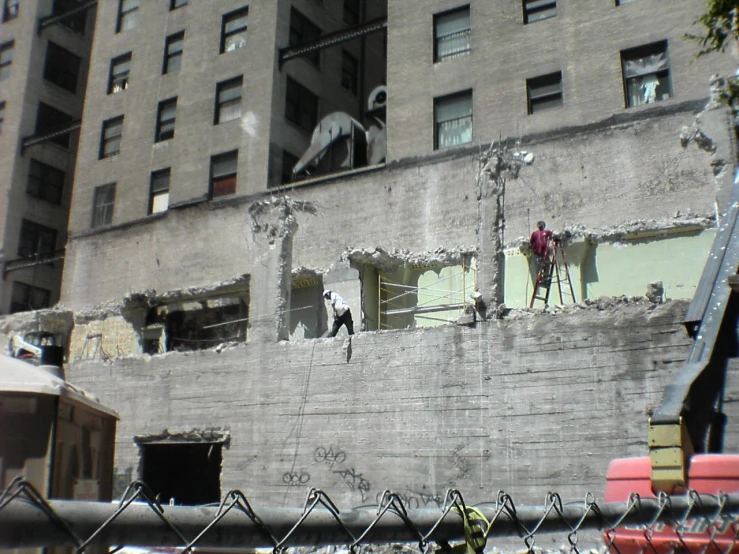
[1,478,738,553]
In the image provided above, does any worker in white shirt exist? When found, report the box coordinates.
[323,289,354,337]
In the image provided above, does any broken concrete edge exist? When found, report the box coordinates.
[343,246,478,273]
[133,428,231,445]
[510,214,716,253]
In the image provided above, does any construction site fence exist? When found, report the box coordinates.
[1,477,738,553]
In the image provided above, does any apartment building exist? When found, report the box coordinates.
[0,0,96,315]
[1,0,738,512]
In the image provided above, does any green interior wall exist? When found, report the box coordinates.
[504,229,716,308]
[378,262,476,329]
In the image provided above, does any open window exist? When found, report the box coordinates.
[290,272,325,340]
[143,294,247,353]
[621,40,671,108]
[139,441,222,506]
[434,6,471,62]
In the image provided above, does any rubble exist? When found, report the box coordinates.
[344,246,477,273]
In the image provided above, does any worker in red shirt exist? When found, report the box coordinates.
[530,220,554,277]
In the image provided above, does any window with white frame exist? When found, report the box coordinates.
[149,168,170,214]
[155,98,177,141]
[100,116,123,158]
[92,183,116,228]
[116,0,138,33]
[523,0,556,24]
[621,41,671,108]
[215,76,243,124]
[221,7,248,53]
[434,6,470,62]
[434,91,472,150]
[526,71,563,114]
[210,151,238,198]
[108,52,131,94]
[163,32,184,74]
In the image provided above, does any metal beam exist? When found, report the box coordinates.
[1,488,738,549]
[21,121,81,154]
[38,1,97,32]
[279,17,387,67]
[3,250,65,277]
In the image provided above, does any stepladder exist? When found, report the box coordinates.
[529,238,577,308]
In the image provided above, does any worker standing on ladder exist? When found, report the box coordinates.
[530,220,553,275]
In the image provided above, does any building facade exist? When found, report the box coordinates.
[0,0,96,314]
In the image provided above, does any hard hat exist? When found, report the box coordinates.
[323,290,331,298]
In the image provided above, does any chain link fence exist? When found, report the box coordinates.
[1,477,738,554]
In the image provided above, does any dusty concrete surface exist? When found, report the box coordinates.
[65,299,733,510]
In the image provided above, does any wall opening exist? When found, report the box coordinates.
[142,295,248,353]
[290,272,325,340]
[363,259,476,330]
[140,442,222,506]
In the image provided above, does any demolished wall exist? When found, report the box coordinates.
[64,299,739,509]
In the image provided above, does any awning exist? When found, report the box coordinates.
[0,354,119,419]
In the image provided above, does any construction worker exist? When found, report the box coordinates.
[323,290,354,337]
[530,220,553,270]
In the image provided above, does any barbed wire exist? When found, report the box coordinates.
[0,477,737,554]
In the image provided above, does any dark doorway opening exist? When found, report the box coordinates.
[141,442,222,505]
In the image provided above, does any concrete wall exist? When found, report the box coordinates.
[65,299,739,508]
[62,104,731,311]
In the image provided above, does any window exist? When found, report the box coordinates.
[91,183,116,228]
[285,77,318,133]
[523,0,556,23]
[11,282,51,313]
[282,150,299,184]
[149,168,170,214]
[108,52,131,94]
[527,72,563,114]
[170,0,187,9]
[221,7,247,53]
[434,91,472,150]
[155,98,177,141]
[289,8,321,65]
[35,102,74,148]
[141,443,222,505]
[27,159,65,204]
[434,6,471,62]
[0,41,13,81]
[3,0,19,21]
[341,50,359,94]
[52,0,87,34]
[0,101,5,133]
[344,0,359,25]
[210,151,238,198]
[215,76,243,124]
[18,219,58,258]
[100,116,123,158]
[116,0,138,33]
[622,41,671,108]
[163,32,184,74]
[43,42,81,93]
